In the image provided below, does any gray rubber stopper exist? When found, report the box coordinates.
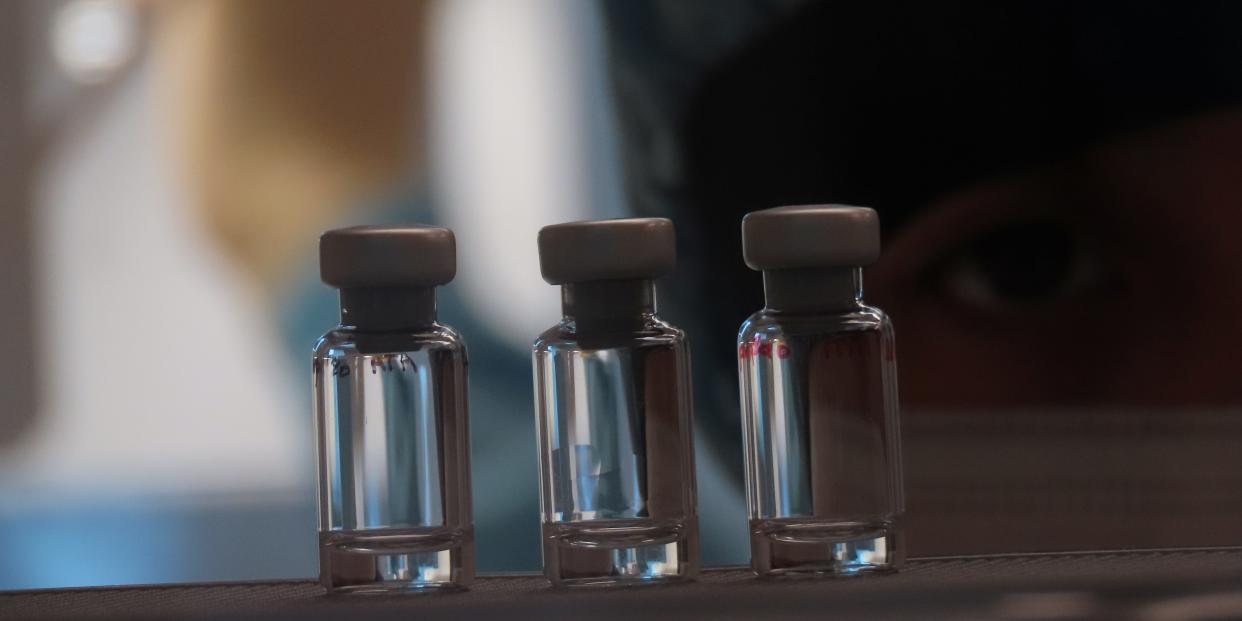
[320,225,456,288]
[538,218,676,285]
[742,205,880,270]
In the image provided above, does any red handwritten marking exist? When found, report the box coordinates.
[739,340,793,360]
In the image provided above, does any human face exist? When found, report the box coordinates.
[870,110,1242,408]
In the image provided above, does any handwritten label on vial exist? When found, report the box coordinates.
[738,340,790,359]
[368,353,418,374]
[327,353,425,377]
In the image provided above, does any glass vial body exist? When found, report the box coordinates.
[313,324,474,593]
[532,291,699,586]
[738,270,904,577]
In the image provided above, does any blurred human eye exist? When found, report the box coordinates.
[926,219,1118,314]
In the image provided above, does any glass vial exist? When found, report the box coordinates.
[532,218,700,586]
[313,226,474,593]
[738,205,904,577]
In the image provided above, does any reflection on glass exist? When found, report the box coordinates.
[739,299,904,576]
[314,327,473,592]
[534,311,698,586]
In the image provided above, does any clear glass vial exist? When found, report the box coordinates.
[737,205,904,577]
[532,218,700,587]
[313,225,474,593]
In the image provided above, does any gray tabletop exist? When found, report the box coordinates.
[5,547,1242,620]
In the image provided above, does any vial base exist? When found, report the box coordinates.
[319,527,474,594]
[541,519,698,587]
[749,518,901,578]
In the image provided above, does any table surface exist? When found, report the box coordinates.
[5,547,1242,620]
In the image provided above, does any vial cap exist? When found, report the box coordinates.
[742,205,880,271]
[319,225,456,289]
[538,218,676,285]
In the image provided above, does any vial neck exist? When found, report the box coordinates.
[561,279,655,333]
[763,267,863,314]
[340,286,437,331]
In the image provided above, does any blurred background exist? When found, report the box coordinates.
[3,0,1242,590]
